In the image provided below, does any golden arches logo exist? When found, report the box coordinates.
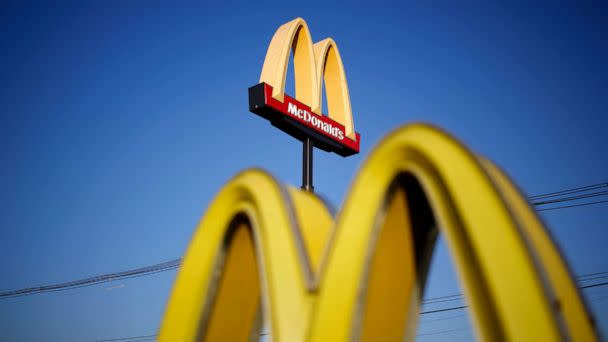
[159,124,599,341]
[260,17,354,139]
[249,18,360,156]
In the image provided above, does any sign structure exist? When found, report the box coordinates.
[249,18,360,158]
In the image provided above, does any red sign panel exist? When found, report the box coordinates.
[249,83,360,157]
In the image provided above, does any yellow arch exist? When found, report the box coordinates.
[160,124,598,341]
[158,170,333,341]
[313,38,355,139]
[259,18,357,141]
[310,123,594,341]
[478,157,598,341]
[259,18,319,112]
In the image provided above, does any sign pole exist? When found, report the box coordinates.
[301,138,314,192]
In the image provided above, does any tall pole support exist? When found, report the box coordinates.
[301,138,314,192]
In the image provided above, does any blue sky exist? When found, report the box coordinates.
[0,2,607,341]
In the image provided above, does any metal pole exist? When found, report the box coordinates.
[301,138,314,192]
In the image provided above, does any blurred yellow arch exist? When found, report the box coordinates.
[259,18,356,139]
[159,124,598,341]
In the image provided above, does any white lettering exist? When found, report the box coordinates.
[303,111,311,122]
[285,102,348,141]
[287,102,298,116]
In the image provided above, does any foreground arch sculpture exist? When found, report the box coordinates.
[159,124,598,341]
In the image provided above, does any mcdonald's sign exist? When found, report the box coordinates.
[249,18,360,156]
[159,19,599,342]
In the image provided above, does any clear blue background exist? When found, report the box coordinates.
[0,2,606,341]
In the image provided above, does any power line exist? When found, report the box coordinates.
[423,296,466,305]
[97,281,608,341]
[1,182,605,299]
[528,182,608,200]
[580,281,608,289]
[96,334,157,342]
[417,327,469,337]
[419,281,608,315]
[578,271,608,280]
[421,271,608,305]
[0,259,181,299]
[536,200,608,212]
[578,275,608,282]
[3,260,604,301]
[420,313,466,323]
[421,305,468,314]
[532,191,608,206]
[529,181,608,211]
[96,332,271,342]
[423,293,463,303]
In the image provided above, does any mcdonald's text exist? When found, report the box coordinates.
[249,83,360,156]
